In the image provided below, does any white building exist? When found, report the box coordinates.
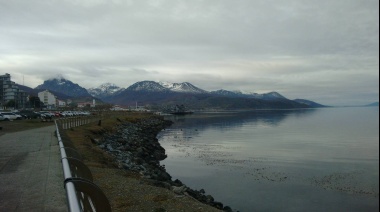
[77,99,95,108]
[57,99,66,107]
[38,90,57,108]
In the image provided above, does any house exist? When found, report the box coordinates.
[77,99,96,108]
[57,99,66,107]
[77,102,92,108]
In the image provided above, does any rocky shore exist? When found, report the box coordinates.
[95,116,233,212]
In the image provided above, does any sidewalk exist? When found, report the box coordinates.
[0,125,67,212]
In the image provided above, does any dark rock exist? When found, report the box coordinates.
[117,138,126,144]
[211,201,224,209]
[90,137,100,144]
[172,185,187,194]
[156,171,171,181]
[95,116,228,211]
[206,195,214,203]
[173,179,183,186]
[223,206,233,212]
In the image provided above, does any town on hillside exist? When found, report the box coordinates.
[0,73,125,111]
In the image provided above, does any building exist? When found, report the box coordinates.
[111,105,127,111]
[77,99,96,108]
[57,99,66,107]
[38,90,57,109]
[0,73,27,109]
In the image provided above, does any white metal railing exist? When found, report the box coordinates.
[58,116,98,130]
[55,122,81,212]
[55,120,111,212]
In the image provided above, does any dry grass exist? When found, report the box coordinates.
[0,119,54,136]
[62,112,221,212]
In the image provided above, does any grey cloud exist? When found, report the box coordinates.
[0,0,378,106]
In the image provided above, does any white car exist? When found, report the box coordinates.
[11,112,23,120]
[0,114,5,121]
[0,112,18,121]
[62,111,74,117]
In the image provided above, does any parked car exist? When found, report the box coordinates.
[54,112,64,117]
[14,112,27,119]
[0,114,5,121]
[12,112,23,120]
[0,112,18,121]
[37,111,54,119]
[61,111,73,117]
[19,110,41,119]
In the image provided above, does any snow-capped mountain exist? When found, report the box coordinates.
[126,81,170,92]
[124,81,208,94]
[35,77,91,98]
[159,81,208,94]
[210,89,246,97]
[210,89,287,100]
[88,83,124,98]
[248,92,287,100]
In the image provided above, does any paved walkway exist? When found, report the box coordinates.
[0,126,67,212]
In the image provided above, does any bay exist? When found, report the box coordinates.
[157,107,379,212]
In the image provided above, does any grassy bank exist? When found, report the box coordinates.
[0,119,54,136]
[60,112,221,212]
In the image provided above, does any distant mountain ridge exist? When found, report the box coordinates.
[293,99,327,108]
[210,89,287,100]
[94,80,326,110]
[90,81,290,100]
[364,102,379,107]
[28,77,326,110]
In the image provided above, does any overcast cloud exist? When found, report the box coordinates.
[0,0,378,105]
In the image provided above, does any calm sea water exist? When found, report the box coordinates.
[157,107,379,212]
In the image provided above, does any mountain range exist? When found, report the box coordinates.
[21,77,327,110]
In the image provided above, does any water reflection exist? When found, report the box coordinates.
[166,109,318,128]
[158,108,379,211]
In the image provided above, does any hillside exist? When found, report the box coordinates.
[35,78,92,98]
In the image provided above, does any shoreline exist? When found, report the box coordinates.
[96,115,233,212]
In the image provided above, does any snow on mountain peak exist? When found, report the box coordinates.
[158,81,207,93]
[128,81,168,92]
[158,81,175,89]
[98,83,120,91]
[47,74,66,84]
[87,82,123,98]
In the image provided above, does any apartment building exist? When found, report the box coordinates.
[0,73,27,109]
[38,90,57,109]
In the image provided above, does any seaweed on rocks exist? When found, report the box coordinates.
[98,116,233,211]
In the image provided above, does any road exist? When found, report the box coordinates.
[0,125,67,211]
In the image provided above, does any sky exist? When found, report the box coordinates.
[0,0,378,106]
